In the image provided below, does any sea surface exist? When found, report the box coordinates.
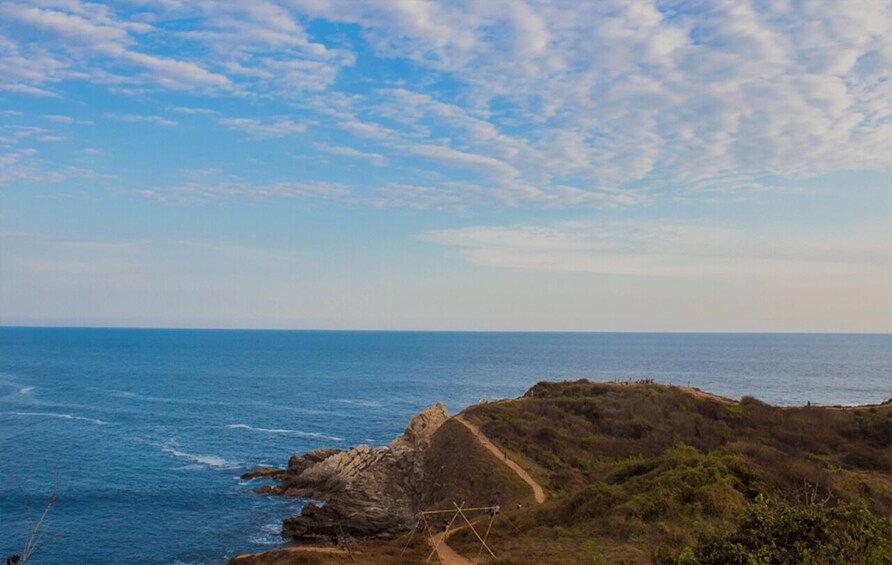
[1,328,890,564]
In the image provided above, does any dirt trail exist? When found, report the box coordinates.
[429,531,472,565]
[454,414,546,504]
[427,414,547,563]
[229,545,347,563]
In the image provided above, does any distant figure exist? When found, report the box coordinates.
[441,518,449,532]
[516,502,523,509]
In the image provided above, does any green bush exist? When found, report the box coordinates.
[679,495,892,564]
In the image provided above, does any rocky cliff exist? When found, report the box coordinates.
[243,402,450,544]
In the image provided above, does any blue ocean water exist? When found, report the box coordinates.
[1,328,890,564]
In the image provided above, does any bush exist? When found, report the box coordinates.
[679,495,892,564]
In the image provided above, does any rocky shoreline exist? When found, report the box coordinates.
[241,402,450,544]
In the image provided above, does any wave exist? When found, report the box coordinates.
[226,424,344,442]
[19,386,34,395]
[337,399,382,408]
[161,445,239,469]
[6,411,109,425]
[248,535,283,547]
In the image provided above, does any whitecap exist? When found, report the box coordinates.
[226,423,343,442]
[6,411,109,425]
[19,386,34,395]
[248,536,283,546]
[161,445,239,469]
[226,424,293,434]
[337,399,382,408]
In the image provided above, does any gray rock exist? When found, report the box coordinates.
[244,403,449,543]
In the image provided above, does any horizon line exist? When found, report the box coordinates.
[1,324,890,336]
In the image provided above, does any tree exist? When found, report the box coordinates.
[4,475,58,564]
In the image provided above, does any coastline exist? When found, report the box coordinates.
[231,380,892,563]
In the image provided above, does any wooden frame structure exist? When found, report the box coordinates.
[407,502,500,563]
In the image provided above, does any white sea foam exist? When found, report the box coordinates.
[19,386,34,395]
[226,424,343,442]
[161,445,239,469]
[338,399,382,408]
[248,536,282,546]
[7,411,109,425]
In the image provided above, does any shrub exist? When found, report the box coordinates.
[679,495,892,564]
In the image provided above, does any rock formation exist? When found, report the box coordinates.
[242,402,449,544]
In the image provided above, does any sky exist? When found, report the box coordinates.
[0,0,890,332]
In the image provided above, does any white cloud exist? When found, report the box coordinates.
[289,0,891,194]
[1,0,889,209]
[42,114,74,124]
[122,52,231,89]
[41,114,93,125]
[172,107,216,115]
[3,5,131,51]
[404,143,518,181]
[0,148,68,185]
[217,117,307,138]
[106,113,177,127]
[315,143,388,166]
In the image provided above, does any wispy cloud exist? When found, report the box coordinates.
[217,117,306,138]
[424,221,890,278]
[42,114,73,124]
[172,106,216,115]
[0,149,66,186]
[314,143,388,167]
[105,113,177,127]
[136,181,350,204]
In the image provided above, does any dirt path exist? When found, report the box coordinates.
[426,415,547,563]
[454,414,546,503]
[429,531,473,565]
[229,545,348,563]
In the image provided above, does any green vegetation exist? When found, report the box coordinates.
[676,494,892,564]
[450,380,892,564]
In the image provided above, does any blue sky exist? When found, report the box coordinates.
[0,0,890,331]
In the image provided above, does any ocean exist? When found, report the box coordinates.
[1,328,890,564]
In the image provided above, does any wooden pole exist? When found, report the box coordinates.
[475,512,497,562]
[454,502,496,559]
[426,502,464,562]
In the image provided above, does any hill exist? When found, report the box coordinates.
[230,380,892,564]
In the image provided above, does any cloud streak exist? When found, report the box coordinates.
[424,221,890,278]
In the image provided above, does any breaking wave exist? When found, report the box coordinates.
[6,411,109,425]
[226,423,344,442]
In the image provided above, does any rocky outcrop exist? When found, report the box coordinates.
[242,403,449,544]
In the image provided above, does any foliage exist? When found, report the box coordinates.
[453,380,892,563]
[678,494,892,565]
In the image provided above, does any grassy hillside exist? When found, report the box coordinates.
[450,380,892,563]
[421,418,536,510]
[232,380,891,564]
